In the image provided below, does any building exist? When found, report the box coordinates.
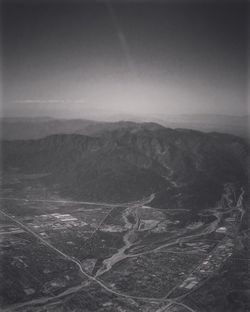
[216,227,227,233]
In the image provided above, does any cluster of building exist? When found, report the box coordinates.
[100,224,125,232]
[176,204,239,295]
[179,237,234,291]
[183,241,211,253]
[50,213,78,222]
[0,223,24,236]
[23,213,87,233]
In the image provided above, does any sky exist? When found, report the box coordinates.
[1,0,248,119]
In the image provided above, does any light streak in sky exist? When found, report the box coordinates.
[105,1,137,77]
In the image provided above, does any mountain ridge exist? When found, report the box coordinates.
[1,114,249,140]
[2,122,248,209]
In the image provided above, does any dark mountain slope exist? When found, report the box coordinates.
[1,123,248,207]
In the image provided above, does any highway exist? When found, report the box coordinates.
[0,193,155,208]
[157,184,246,312]
[0,197,118,207]
[0,199,173,312]
[0,209,160,302]
[155,300,197,312]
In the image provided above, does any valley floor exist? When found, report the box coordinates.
[0,172,249,312]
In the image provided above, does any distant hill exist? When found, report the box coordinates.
[0,117,101,140]
[0,117,155,140]
[2,122,248,209]
[156,114,249,139]
[1,114,249,140]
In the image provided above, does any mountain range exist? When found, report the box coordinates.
[1,114,249,140]
[2,121,248,210]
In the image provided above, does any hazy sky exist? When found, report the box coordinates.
[1,0,248,119]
